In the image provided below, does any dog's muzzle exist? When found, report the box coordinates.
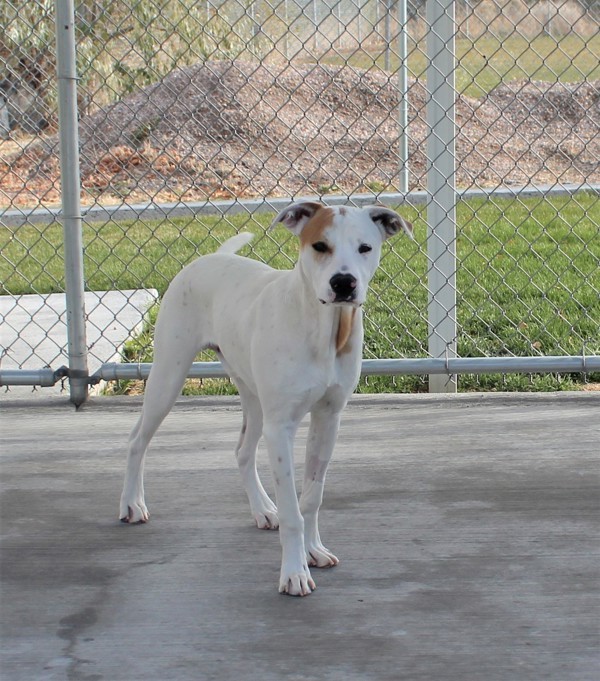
[329,273,358,303]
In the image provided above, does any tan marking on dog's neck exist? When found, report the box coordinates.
[336,306,356,354]
[299,207,336,249]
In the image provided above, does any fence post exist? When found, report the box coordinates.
[397,0,409,194]
[54,0,89,406]
[426,0,457,393]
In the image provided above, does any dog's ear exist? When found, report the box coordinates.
[270,201,324,236]
[366,206,413,240]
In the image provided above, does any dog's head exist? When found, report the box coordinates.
[271,202,413,307]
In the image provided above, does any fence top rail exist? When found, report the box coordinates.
[2,183,599,228]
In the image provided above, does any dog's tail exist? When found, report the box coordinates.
[217,232,254,255]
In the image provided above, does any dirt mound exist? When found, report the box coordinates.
[2,61,598,207]
[460,78,599,186]
[76,60,410,199]
[487,79,598,125]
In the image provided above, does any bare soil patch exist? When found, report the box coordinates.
[1,60,598,208]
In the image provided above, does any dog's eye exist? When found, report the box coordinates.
[358,243,372,254]
[312,241,330,253]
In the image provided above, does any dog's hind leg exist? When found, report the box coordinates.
[119,310,200,523]
[234,382,278,530]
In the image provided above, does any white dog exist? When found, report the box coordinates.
[120,201,412,596]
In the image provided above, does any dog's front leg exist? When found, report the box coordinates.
[263,419,315,596]
[300,407,341,568]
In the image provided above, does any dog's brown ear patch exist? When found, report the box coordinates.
[299,207,336,250]
[271,201,324,236]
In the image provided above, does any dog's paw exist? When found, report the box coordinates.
[279,564,316,596]
[306,543,339,568]
[254,510,279,530]
[251,497,279,530]
[119,501,149,524]
[279,573,316,596]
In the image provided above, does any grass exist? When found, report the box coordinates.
[1,194,599,393]
[320,33,600,97]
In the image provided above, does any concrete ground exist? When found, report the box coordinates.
[1,392,598,681]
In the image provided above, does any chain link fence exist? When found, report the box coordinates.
[1,0,599,402]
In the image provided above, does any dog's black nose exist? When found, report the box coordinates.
[330,273,357,301]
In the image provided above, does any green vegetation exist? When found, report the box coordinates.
[1,0,261,122]
[2,194,599,393]
[322,33,600,97]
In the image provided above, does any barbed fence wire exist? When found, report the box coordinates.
[1,0,599,402]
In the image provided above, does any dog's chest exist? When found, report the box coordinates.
[300,335,362,407]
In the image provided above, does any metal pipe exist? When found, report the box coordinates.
[3,183,599,228]
[0,368,63,388]
[397,0,409,193]
[54,0,89,407]
[93,355,600,384]
[5,355,598,388]
[360,356,600,376]
[385,0,392,71]
[97,361,227,382]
